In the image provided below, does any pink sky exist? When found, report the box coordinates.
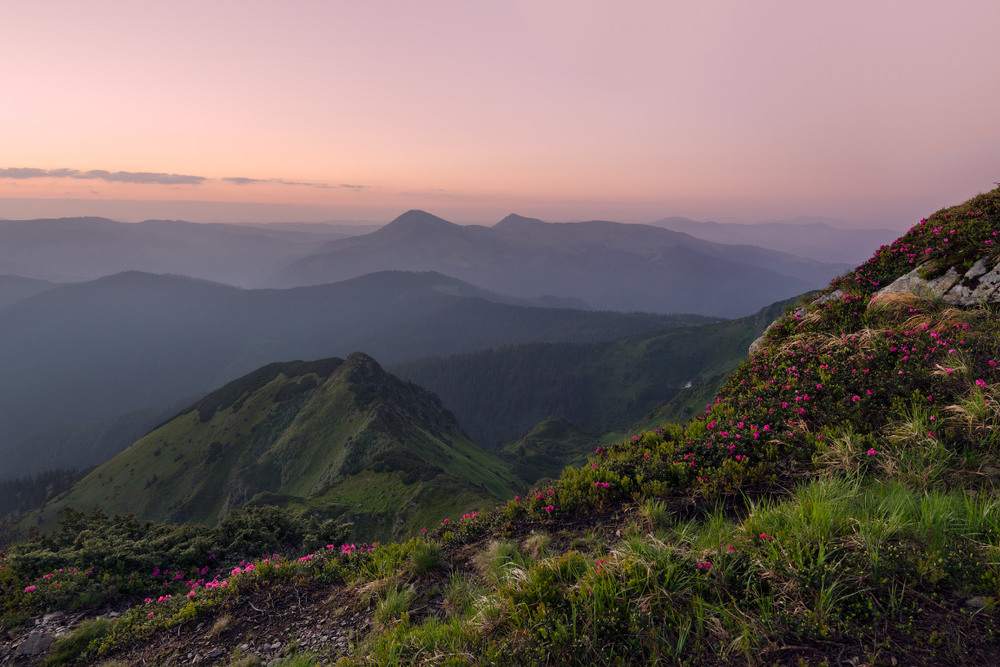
[1,1,998,228]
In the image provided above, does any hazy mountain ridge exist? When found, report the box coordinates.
[0,270,707,478]
[0,212,870,317]
[0,274,55,309]
[652,215,900,264]
[0,216,359,286]
[272,210,850,316]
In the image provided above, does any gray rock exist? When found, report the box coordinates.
[965,257,991,280]
[41,611,65,625]
[812,289,844,305]
[14,631,54,657]
[875,258,1000,307]
[964,595,987,609]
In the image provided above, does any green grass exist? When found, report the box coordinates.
[44,617,111,665]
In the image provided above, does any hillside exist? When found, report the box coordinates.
[271,210,848,316]
[0,275,54,310]
[30,353,521,541]
[391,297,790,446]
[0,270,706,479]
[2,187,999,666]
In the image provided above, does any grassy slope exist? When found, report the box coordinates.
[29,353,522,541]
[4,187,1000,666]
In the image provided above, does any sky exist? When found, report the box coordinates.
[1,1,998,229]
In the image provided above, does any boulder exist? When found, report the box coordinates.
[876,257,1000,305]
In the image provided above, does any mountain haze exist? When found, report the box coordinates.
[0,217,361,287]
[0,270,707,478]
[653,216,899,265]
[272,210,848,316]
[0,274,54,310]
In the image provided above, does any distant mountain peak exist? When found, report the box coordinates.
[385,210,457,230]
[495,214,545,227]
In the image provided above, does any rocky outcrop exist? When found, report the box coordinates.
[876,257,1000,305]
[749,256,1000,356]
[748,289,846,355]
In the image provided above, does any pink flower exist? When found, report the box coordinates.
[867,448,877,456]
[24,585,35,593]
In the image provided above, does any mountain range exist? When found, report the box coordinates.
[0,270,709,479]
[0,213,877,317]
[0,217,361,286]
[272,210,851,316]
[651,216,900,265]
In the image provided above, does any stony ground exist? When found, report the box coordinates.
[1,580,372,666]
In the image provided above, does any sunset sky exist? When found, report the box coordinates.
[1,1,998,228]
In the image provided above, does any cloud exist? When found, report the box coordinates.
[0,167,205,185]
[1,167,369,190]
[0,168,78,179]
[222,177,268,185]
[80,170,206,185]
[223,175,369,190]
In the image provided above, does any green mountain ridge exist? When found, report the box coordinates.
[31,353,522,541]
[391,296,792,445]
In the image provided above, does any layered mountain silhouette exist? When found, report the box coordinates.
[0,274,54,310]
[0,217,363,286]
[0,270,709,478]
[271,210,851,316]
[31,354,521,540]
[652,216,900,265]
